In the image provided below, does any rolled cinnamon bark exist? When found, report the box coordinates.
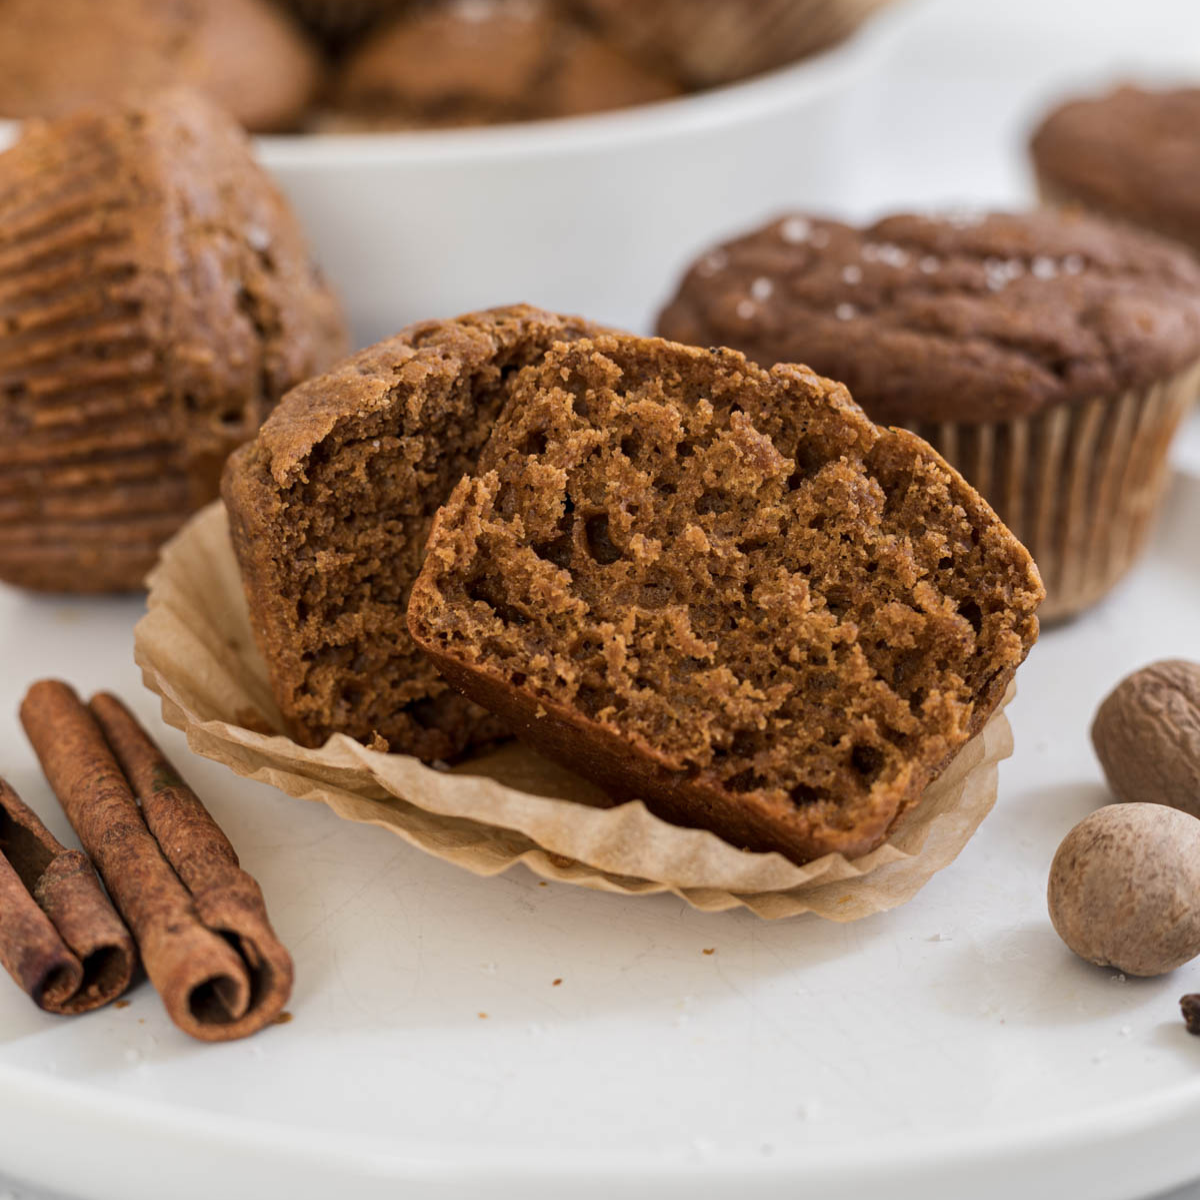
[20,681,292,1041]
[90,691,294,1033]
[0,778,135,1013]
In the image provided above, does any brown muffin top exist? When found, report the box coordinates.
[657,209,1200,424]
[573,0,893,89]
[0,0,321,133]
[0,89,347,592]
[1031,86,1200,244]
[333,0,679,128]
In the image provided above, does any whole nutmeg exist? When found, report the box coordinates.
[1091,660,1200,819]
[1047,803,1200,977]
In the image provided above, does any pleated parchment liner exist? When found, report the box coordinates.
[134,501,1015,921]
[903,359,1200,624]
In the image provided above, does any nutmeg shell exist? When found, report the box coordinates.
[1091,660,1200,819]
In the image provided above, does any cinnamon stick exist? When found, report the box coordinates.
[20,681,293,1042]
[0,778,134,1013]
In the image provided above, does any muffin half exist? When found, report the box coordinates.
[408,334,1042,862]
[221,305,605,761]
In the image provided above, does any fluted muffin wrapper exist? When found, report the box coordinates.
[901,358,1200,623]
[0,127,188,591]
[134,501,1015,921]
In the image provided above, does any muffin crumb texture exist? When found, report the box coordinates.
[408,335,1042,862]
[222,306,602,761]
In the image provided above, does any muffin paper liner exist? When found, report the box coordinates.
[903,359,1200,623]
[134,501,1015,921]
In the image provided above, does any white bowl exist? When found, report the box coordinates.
[0,6,912,346]
[255,5,913,344]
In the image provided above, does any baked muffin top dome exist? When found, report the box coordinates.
[658,208,1200,424]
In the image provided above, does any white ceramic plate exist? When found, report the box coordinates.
[5,2,1200,1196]
[0,446,1198,1200]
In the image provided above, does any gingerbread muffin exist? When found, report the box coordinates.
[332,0,679,129]
[571,0,894,88]
[407,335,1042,863]
[0,0,321,133]
[658,209,1200,621]
[0,90,348,593]
[1032,85,1200,254]
[221,306,605,762]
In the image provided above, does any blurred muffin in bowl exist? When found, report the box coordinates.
[329,0,680,129]
[571,0,897,88]
[0,0,322,133]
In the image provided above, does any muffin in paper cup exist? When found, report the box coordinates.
[1030,86,1200,257]
[134,502,1015,921]
[657,208,1200,622]
[0,89,348,593]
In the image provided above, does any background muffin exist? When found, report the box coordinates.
[284,0,413,51]
[1031,85,1200,254]
[658,208,1200,621]
[331,0,680,128]
[0,0,321,133]
[570,0,895,88]
[0,90,348,593]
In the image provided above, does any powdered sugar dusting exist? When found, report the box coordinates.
[835,303,857,321]
[750,277,774,302]
[697,249,729,278]
[780,216,811,244]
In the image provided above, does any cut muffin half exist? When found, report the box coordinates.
[408,335,1043,862]
[222,305,603,762]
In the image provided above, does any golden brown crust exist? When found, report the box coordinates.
[408,334,1043,863]
[222,304,607,760]
[657,209,1200,424]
